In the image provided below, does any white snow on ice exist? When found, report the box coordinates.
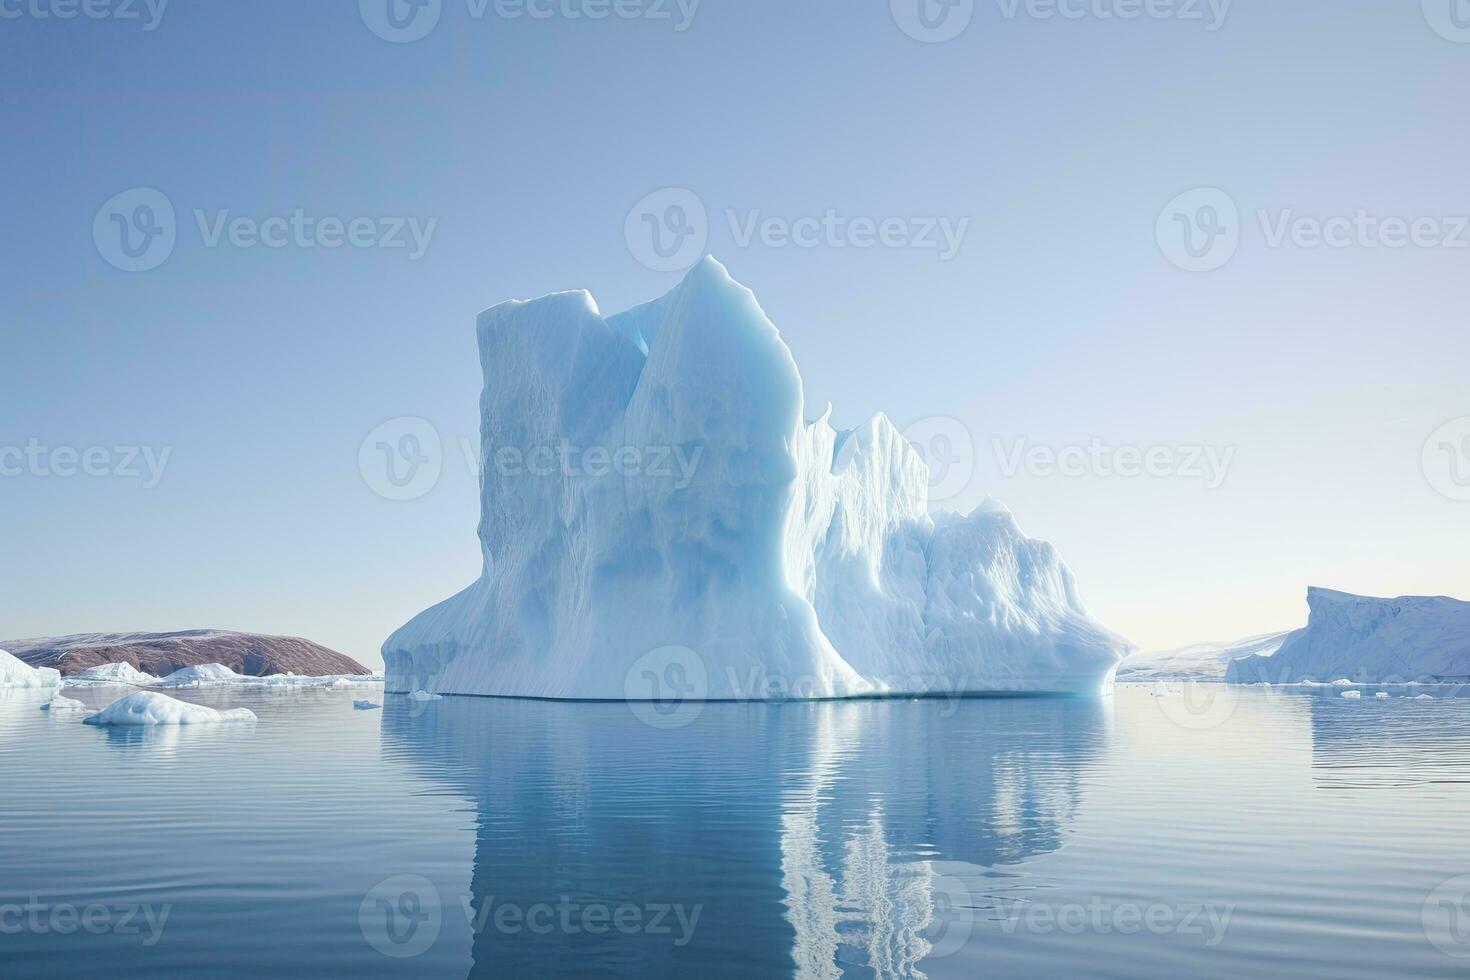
[383,258,1129,700]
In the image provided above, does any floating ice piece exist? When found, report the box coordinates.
[1375,691,1391,699]
[1415,693,1435,700]
[40,695,87,711]
[0,648,61,688]
[84,691,257,726]
[384,258,1129,700]
[66,662,160,686]
[1340,690,1362,699]
[408,690,442,701]
[353,700,382,710]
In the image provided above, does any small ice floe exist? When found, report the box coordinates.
[353,700,381,710]
[1415,694,1435,700]
[1340,690,1362,699]
[40,695,88,711]
[1375,691,1391,699]
[83,690,257,726]
[0,648,61,688]
[408,690,442,701]
[66,662,160,686]
[1328,679,1356,687]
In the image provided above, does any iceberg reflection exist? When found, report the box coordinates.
[380,694,1112,977]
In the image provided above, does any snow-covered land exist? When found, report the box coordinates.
[1116,631,1293,682]
[1226,588,1470,685]
[83,690,257,726]
[384,258,1129,699]
[0,648,61,688]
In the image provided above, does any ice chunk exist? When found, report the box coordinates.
[40,695,87,711]
[83,690,257,725]
[353,700,382,710]
[1228,588,1470,685]
[383,259,1129,699]
[1340,690,1362,699]
[1415,694,1435,700]
[408,690,442,701]
[1375,691,1391,699]
[0,648,61,688]
[66,662,160,686]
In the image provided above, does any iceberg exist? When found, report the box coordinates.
[83,690,257,726]
[66,661,161,686]
[353,700,382,710]
[1226,588,1470,685]
[0,648,61,688]
[153,663,243,687]
[384,258,1128,700]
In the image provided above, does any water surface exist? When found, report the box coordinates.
[3,684,1469,977]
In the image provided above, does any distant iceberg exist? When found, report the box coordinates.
[0,648,61,688]
[153,663,244,688]
[384,258,1129,700]
[66,662,161,686]
[1227,588,1470,685]
[1116,631,1293,682]
[84,690,257,726]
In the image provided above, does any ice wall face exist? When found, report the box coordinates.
[384,258,1129,699]
[1226,588,1470,684]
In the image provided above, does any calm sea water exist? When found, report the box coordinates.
[3,683,1470,978]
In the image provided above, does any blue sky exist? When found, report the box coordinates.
[2,1,1467,667]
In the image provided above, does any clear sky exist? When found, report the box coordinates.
[2,1,1466,669]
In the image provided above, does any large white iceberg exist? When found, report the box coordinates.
[384,258,1129,699]
[83,690,257,726]
[0,648,61,688]
[1226,588,1470,685]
